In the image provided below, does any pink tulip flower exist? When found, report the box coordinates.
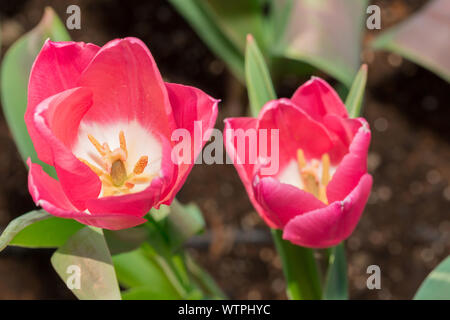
[224,78,372,248]
[26,37,218,230]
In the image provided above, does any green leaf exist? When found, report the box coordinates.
[323,243,348,300]
[414,256,450,300]
[10,217,84,248]
[168,0,245,81]
[185,254,227,299]
[113,244,184,299]
[51,226,121,300]
[165,200,205,249]
[0,7,70,176]
[201,0,266,53]
[0,210,49,252]
[345,64,368,118]
[274,0,368,87]
[245,34,276,116]
[372,0,450,83]
[271,229,322,300]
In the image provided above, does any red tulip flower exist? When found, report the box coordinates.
[26,38,218,230]
[224,78,372,248]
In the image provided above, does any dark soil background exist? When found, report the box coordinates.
[0,0,448,299]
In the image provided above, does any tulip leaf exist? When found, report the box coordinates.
[0,7,70,176]
[9,216,84,249]
[372,0,450,83]
[414,256,450,300]
[345,64,368,118]
[51,226,121,300]
[113,244,185,299]
[0,210,50,252]
[273,0,368,87]
[272,229,322,300]
[168,0,245,81]
[323,243,348,300]
[200,0,266,53]
[245,34,276,116]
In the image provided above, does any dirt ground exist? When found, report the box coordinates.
[0,0,448,299]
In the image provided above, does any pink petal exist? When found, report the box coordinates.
[224,117,279,228]
[26,40,100,164]
[79,37,176,140]
[254,177,326,228]
[326,121,371,203]
[322,115,364,163]
[33,88,101,210]
[257,98,333,172]
[291,77,348,121]
[161,82,219,203]
[283,174,373,248]
[27,159,145,230]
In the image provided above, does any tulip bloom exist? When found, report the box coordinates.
[224,78,372,248]
[26,37,218,230]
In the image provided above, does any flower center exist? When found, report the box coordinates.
[79,130,155,197]
[296,149,330,204]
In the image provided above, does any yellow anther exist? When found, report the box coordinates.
[88,134,106,156]
[297,149,306,170]
[119,131,127,158]
[133,156,148,175]
[319,186,328,204]
[321,153,330,186]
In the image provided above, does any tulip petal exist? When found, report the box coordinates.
[291,77,348,121]
[26,40,100,164]
[326,121,371,203]
[224,117,279,228]
[283,174,373,248]
[254,177,326,228]
[28,159,145,230]
[33,88,101,210]
[79,37,176,139]
[162,82,219,203]
[257,99,333,171]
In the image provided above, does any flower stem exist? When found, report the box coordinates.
[271,229,322,300]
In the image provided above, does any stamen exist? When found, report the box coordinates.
[84,131,153,196]
[88,134,106,156]
[133,156,148,174]
[319,186,328,204]
[297,149,306,170]
[79,158,105,176]
[119,131,128,158]
[125,182,134,189]
[300,167,320,198]
[321,153,330,186]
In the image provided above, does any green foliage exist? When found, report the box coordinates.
[414,256,450,300]
[245,35,276,116]
[51,226,122,300]
[323,243,348,300]
[0,7,70,176]
[345,64,368,118]
[372,0,450,83]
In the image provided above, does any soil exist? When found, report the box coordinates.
[0,0,448,300]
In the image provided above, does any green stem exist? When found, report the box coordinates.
[271,229,322,300]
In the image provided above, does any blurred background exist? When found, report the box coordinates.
[0,0,449,299]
